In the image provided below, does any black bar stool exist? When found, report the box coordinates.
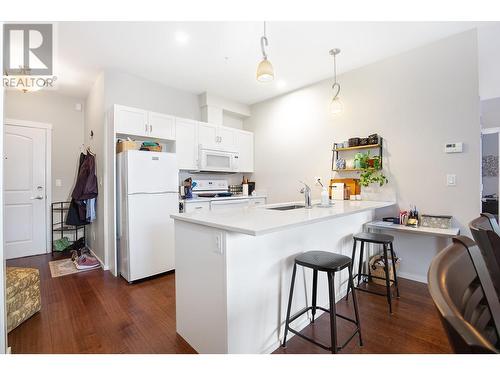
[345,232,400,313]
[282,251,363,354]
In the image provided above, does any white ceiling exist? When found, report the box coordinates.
[55,21,495,104]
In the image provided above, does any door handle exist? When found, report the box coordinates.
[30,196,44,200]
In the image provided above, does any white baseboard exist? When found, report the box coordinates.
[398,272,427,284]
[87,247,109,271]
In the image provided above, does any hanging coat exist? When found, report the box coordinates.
[66,152,98,225]
[72,153,98,201]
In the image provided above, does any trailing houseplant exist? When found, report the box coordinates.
[359,168,388,187]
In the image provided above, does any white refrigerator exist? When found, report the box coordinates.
[117,150,179,282]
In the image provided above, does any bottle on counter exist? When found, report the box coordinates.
[321,187,330,206]
[242,176,249,196]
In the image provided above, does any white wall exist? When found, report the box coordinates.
[244,30,481,282]
[84,73,105,264]
[4,91,85,202]
[104,70,201,119]
[478,24,500,100]
[222,112,244,129]
[481,97,500,129]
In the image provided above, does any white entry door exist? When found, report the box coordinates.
[4,124,47,259]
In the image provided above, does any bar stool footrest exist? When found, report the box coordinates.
[284,305,360,352]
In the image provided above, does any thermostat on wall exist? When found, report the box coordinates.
[444,142,463,153]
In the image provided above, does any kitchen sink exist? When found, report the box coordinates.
[266,204,305,211]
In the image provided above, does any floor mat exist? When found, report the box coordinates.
[49,258,100,278]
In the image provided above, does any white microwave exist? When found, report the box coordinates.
[198,145,239,172]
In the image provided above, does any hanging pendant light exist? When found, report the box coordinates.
[256,22,274,82]
[329,48,343,115]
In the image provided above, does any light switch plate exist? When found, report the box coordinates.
[55,179,62,187]
[446,174,456,186]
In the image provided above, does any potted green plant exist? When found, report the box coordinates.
[370,155,381,169]
[354,151,370,169]
[359,168,388,187]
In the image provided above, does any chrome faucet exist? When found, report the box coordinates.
[299,181,313,209]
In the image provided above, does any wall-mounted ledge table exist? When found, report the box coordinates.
[362,220,460,283]
[365,220,460,237]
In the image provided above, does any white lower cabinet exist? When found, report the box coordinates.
[184,197,266,213]
[249,198,266,207]
[184,201,210,213]
[210,199,250,211]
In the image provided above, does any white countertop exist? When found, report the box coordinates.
[366,220,460,237]
[171,200,395,236]
[182,194,267,203]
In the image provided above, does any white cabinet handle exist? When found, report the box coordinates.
[30,196,44,200]
[150,124,153,133]
[145,124,148,133]
[194,206,204,210]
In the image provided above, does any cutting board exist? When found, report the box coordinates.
[329,178,360,199]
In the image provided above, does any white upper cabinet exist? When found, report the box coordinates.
[236,130,254,173]
[198,122,219,147]
[114,105,176,140]
[198,122,237,150]
[113,104,254,173]
[115,105,148,137]
[148,112,176,140]
[175,118,198,171]
[218,126,237,149]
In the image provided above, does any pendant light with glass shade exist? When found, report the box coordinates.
[256,22,274,82]
[329,48,343,115]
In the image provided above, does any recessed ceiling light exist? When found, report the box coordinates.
[174,31,190,45]
[276,80,286,89]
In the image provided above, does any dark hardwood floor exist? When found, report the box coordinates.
[7,253,451,354]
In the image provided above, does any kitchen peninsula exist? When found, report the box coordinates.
[171,200,395,353]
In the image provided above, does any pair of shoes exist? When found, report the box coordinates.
[74,253,100,270]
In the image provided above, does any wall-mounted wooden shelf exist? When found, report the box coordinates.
[332,143,381,152]
[332,137,383,172]
[332,168,381,172]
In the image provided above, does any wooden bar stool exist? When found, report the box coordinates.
[282,251,363,353]
[345,232,400,313]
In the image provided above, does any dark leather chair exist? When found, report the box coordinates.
[428,236,500,353]
[469,215,500,296]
